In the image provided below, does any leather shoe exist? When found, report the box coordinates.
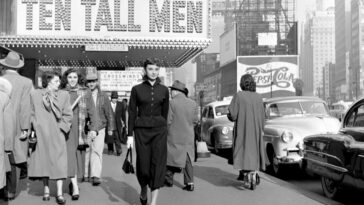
[140,196,147,205]
[4,192,15,201]
[20,168,28,179]
[182,184,194,191]
[56,195,66,205]
[92,177,101,186]
[164,180,173,187]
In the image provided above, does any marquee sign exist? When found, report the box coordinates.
[237,56,299,94]
[17,0,210,40]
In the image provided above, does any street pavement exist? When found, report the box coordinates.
[1,145,343,205]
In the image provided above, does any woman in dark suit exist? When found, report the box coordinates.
[127,58,169,205]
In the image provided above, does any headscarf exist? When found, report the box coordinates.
[42,90,62,121]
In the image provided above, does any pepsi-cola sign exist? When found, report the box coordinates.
[237,55,298,94]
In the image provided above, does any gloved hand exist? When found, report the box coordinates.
[127,136,134,149]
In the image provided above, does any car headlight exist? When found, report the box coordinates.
[281,131,293,143]
[221,127,229,135]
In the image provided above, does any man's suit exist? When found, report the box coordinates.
[106,100,126,154]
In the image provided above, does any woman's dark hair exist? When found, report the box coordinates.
[143,58,159,69]
[60,68,86,88]
[240,74,256,92]
[41,71,61,88]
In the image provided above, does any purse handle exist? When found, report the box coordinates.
[126,147,133,163]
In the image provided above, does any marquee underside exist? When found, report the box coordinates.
[1,36,209,67]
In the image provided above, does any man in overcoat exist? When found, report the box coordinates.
[86,75,115,186]
[106,91,126,156]
[0,77,12,191]
[165,80,198,191]
[1,51,33,200]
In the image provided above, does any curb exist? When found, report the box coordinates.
[259,172,343,205]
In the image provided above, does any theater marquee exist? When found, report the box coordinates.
[17,0,209,39]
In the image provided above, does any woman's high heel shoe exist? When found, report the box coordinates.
[68,183,80,201]
[42,192,50,201]
[56,195,66,205]
[140,196,147,205]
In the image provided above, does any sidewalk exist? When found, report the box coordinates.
[2,145,341,205]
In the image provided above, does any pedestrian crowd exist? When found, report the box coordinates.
[0,52,266,205]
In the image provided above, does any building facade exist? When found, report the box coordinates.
[335,0,351,101]
[301,8,335,97]
[349,0,364,100]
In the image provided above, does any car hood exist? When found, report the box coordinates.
[265,115,341,137]
[214,116,233,127]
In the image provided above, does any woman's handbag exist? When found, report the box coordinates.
[122,147,135,174]
[28,125,37,154]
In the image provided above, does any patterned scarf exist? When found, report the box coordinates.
[42,90,62,121]
[65,85,88,145]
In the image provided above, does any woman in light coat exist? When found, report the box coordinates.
[28,71,73,204]
[228,74,266,190]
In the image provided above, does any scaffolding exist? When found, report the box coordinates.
[220,0,297,56]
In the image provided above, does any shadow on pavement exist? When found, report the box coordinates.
[100,177,139,204]
[194,165,243,188]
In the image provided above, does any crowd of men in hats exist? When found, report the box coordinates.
[0,52,199,205]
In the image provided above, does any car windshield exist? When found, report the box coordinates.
[215,105,229,117]
[268,101,329,118]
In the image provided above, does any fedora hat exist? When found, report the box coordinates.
[0,51,24,69]
[169,80,186,93]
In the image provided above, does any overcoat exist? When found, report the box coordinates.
[3,70,33,164]
[0,77,11,189]
[105,101,126,144]
[167,93,198,168]
[228,91,267,171]
[28,89,73,179]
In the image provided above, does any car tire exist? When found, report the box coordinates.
[211,135,219,154]
[267,145,282,176]
[321,176,339,199]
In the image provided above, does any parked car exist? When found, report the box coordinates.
[199,100,233,153]
[263,96,341,175]
[303,97,364,199]
[329,100,353,121]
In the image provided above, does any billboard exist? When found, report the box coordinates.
[258,32,277,46]
[219,24,236,67]
[237,55,299,96]
[16,0,210,40]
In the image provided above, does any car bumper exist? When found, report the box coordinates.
[277,148,303,165]
[215,140,233,149]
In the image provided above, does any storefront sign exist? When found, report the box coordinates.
[237,55,299,94]
[17,0,209,39]
[99,70,143,91]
